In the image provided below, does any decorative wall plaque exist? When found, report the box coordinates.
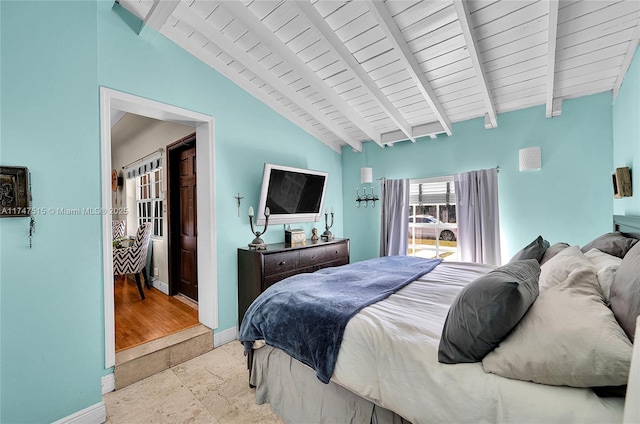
[0,166,31,217]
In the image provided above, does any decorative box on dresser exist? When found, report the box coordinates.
[237,238,350,325]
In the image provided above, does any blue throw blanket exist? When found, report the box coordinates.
[239,255,442,383]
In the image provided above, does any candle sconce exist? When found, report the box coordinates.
[248,206,270,249]
[322,208,335,241]
[356,187,379,208]
[356,167,379,208]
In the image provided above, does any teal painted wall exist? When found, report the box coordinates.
[0,2,343,422]
[342,93,614,264]
[1,2,102,422]
[613,45,640,216]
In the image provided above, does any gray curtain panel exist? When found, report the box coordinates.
[379,178,410,257]
[454,168,501,265]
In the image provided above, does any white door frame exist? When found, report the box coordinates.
[100,87,218,368]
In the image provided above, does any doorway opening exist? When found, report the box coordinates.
[100,87,218,370]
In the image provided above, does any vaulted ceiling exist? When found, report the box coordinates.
[119,0,640,153]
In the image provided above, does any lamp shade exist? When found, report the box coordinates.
[360,167,373,184]
[519,147,541,171]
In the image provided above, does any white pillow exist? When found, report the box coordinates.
[482,267,632,387]
[539,245,595,292]
[584,248,622,303]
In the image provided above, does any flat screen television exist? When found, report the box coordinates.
[256,163,328,225]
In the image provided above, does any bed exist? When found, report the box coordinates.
[239,215,640,423]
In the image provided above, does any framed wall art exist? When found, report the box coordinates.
[0,166,31,217]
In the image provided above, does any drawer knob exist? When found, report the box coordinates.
[279,261,286,266]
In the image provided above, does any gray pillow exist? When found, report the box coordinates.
[438,259,540,364]
[483,267,632,387]
[581,232,638,259]
[610,241,640,342]
[509,235,549,263]
[540,242,570,265]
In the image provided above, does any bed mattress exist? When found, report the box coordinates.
[331,261,624,423]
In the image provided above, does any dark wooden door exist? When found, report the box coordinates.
[177,146,198,300]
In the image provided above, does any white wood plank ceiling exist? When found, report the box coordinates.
[119,0,640,153]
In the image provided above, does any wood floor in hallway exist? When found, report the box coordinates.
[115,276,199,352]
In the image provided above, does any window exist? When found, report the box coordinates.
[136,169,163,237]
[408,177,458,260]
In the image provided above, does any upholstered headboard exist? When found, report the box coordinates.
[613,215,640,239]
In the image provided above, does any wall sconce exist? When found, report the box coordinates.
[356,167,379,208]
[519,147,541,172]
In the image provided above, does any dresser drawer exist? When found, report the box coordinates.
[299,247,324,264]
[322,242,349,262]
[264,252,299,275]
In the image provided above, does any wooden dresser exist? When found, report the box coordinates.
[237,238,350,325]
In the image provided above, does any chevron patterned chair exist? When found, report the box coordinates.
[112,220,126,239]
[113,223,152,300]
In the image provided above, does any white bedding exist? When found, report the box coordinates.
[331,262,624,423]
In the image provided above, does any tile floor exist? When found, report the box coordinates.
[104,341,283,424]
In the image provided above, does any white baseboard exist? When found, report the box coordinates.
[101,373,115,395]
[52,401,106,424]
[214,326,237,348]
[152,279,168,295]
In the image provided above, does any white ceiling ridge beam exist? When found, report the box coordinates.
[453,0,497,129]
[544,0,560,118]
[381,121,445,144]
[222,1,380,146]
[173,5,362,152]
[144,0,180,32]
[613,11,640,102]
[366,0,452,136]
[294,1,415,145]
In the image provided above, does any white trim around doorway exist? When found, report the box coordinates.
[100,87,218,369]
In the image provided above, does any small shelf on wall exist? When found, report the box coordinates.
[613,167,632,198]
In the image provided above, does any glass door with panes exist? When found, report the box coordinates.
[408,178,458,260]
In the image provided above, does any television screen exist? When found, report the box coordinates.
[256,164,328,225]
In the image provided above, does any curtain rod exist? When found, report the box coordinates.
[122,148,163,170]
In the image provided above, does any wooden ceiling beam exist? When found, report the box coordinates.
[143,0,180,32]
[223,0,381,147]
[173,5,360,152]
[295,1,416,145]
[366,0,453,136]
[544,0,560,118]
[453,0,498,128]
[381,122,445,145]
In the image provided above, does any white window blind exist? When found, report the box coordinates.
[409,179,456,205]
[125,150,163,180]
